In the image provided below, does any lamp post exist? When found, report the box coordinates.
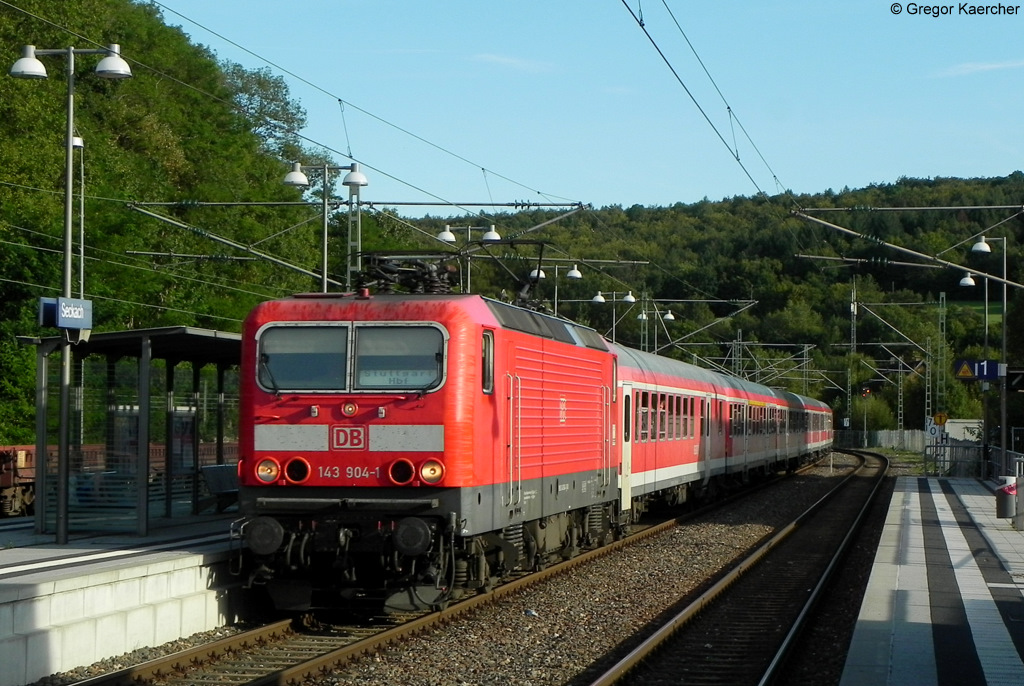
[960,270,989,466]
[966,235,1009,476]
[636,300,677,354]
[73,135,85,297]
[10,43,132,544]
[436,224,502,293]
[283,161,368,292]
[528,263,582,316]
[592,291,636,343]
[863,390,869,448]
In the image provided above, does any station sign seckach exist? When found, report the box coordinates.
[38,296,93,330]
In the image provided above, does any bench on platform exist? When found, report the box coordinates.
[200,464,238,512]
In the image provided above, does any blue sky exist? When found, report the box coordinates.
[152,1,1024,215]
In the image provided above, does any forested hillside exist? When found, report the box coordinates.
[0,0,1020,442]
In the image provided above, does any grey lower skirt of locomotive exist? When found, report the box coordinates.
[231,489,615,614]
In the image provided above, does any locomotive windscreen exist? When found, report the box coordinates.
[354,326,444,390]
[256,322,446,393]
[258,325,347,391]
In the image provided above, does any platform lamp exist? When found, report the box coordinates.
[529,264,582,316]
[283,161,368,292]
[436,224,502,293]
[969,235,1009,477]
[10,43,132,544]
[960,270,989,468]
[592,290,636,343]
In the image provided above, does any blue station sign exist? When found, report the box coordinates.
[953,358,1002,381]
[39,297,93,330]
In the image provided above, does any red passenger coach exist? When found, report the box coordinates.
[609,344,833,517]
[233,290,832,612]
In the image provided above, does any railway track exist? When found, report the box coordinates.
[72,500,695,686]
[65,456,852,686]
[586,449,887,686]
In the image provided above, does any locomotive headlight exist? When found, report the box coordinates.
[387,458,416,486]
[284,457,310,484]
[419,459,445,484]
[255,458,281,483]
[342,402,359,417]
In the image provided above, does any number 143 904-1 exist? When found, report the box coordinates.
[318,465,379,479]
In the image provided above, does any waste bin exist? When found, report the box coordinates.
[996,478,1017,518]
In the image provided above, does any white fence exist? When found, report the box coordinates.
[835,429,989,477]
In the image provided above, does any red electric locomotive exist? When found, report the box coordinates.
[233,289,832,611]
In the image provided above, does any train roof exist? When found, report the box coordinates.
[250,292,829,411]
[610,341,828,410]
[249,292,612,352]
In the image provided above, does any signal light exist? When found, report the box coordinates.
[342,402,358,417]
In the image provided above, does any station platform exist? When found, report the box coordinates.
[0,513,244,686]
[840,477,1024,686]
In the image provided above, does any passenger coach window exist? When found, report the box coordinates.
[663,397,671,440]
[258,325,347,391]
[623,394,631,442]
[355,326,444,390]
[658,393,667,440]
[638,391,650,442]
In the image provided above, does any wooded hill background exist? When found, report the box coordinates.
[1,0,1021,443]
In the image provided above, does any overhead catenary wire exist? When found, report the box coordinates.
[657,0,785,192]
[618,0,829,263]
[0,0,580,227]
[2,222,290,300]
[147,0,583,209]
[0,274,244,324]
[618,0,767,200]
[4,0,832,313]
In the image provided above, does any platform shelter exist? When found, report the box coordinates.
[20,326,241,538]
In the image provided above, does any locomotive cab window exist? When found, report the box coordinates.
[258,325,347,391]
[482,330,494,394]
[355,326,445,390]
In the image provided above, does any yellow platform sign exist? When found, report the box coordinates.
[955,361,975,379]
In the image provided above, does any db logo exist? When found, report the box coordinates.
[332,426,366,450]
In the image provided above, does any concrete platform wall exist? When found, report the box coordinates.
[0,551,239,686]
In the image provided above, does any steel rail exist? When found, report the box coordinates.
[585,450,883,686]
[757,449,889,685]
[65,459,830,686]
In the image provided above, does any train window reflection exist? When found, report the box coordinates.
[258,326,347,391]
[355,326,444,390]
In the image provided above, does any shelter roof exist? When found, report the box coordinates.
[22,326,241,366]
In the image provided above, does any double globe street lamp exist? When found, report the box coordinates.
[592,290,636,342]
[283,162,368,292]
[435,224,502,293]
[10,43,132,543]
[528,263,582,316]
